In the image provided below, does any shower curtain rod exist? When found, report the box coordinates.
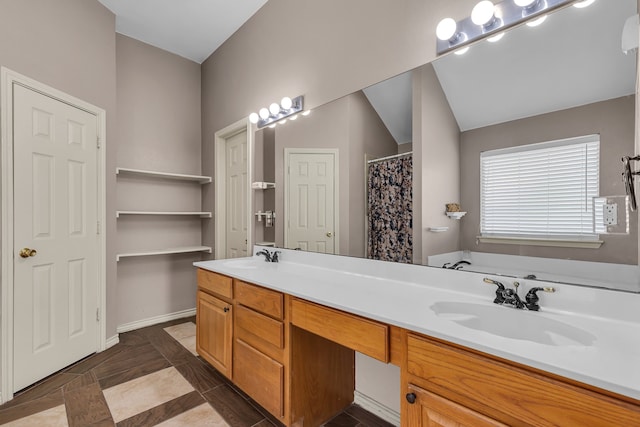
[367,151,413,164]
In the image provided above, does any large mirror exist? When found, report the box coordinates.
[253,0,640,292]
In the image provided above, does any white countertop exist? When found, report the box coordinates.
[194,247,640,401]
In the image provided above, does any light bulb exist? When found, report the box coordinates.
[526,15,547,27]
[436,18,457,41]
[259,108,270,120]
[573,0,595,8]
[471,1,495,26]
[487,32,504,43]
[514,0,536,7]
[281,97,293,110]
[249,113,259,124]
[454,46,470,55]
[269,103,280,116]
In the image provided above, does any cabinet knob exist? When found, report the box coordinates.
[223,306,230,313]
[405,392,416,404]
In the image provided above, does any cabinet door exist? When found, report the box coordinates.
[406,384,507,427]
[196,290,233,379]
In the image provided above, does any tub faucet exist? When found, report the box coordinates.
[442,260,471,270]
[483,278,555,310]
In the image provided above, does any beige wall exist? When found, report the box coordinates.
[115,35,202,326]
[266,91,396,256]
[200,0,480,254]
[0,0,118,337]
[460,96,637,264]
[413,63,461,264]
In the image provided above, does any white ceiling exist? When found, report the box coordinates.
[98,0,268,63]
[365,0,636,140]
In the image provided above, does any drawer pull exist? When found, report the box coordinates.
[224,306,230,313]
[406,392,417,404]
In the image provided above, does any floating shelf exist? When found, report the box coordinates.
[427,226,449,233]
[446,211,467,219]
[251,181,275,190]
[116,246,212,261]
[116,211,212,218]
[116,167,212,184]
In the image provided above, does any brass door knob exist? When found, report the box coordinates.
[326,232,333,237]
[19,248,37,258]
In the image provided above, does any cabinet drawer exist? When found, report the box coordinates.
[407,334,640,427]
[197,269,232,299]
[236,305,284,354]
[291,298,388,362]
[235,280,283,319]
[234,339,284,418]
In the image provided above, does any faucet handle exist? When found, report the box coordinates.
[483,278,506,304]
[525,287,556,311]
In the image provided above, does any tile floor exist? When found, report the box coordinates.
[0,317,394,427]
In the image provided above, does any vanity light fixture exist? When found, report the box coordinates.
[249,95,305,129]
[436,0,582,55]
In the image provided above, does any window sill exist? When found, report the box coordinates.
[476,236,603,249]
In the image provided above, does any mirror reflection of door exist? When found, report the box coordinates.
[225,129,248,258]
[285,149,338,253]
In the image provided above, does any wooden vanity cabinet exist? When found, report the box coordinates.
[196,274,233,379]
[233,280,287,420]
[403,332,640,427]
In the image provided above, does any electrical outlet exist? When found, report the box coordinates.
[603,203,618,226]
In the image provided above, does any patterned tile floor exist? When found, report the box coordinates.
[0,317,394,427]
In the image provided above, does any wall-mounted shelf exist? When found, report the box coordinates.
[427,226,449,233]
[116,245,212,261]
[116,211,212,218]
[446,211,467,219]
[251,181,275,190]
[116,167,212,184]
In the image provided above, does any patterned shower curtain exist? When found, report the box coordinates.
[367,155,413,263]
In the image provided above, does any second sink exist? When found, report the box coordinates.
[430,301,596,347]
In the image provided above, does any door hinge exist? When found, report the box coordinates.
[96,308,100,322]
[97,136,101,149]
[97,220,101,235]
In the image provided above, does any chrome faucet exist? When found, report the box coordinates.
[483,278,555,311]
[256,249,281,263]
[442,260,471,270]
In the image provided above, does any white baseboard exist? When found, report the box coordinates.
[354,390,400,426]
[105,334,120,349]
[116,308,196,334]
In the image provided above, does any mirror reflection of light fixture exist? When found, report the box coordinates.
[436,0,580,55]
[526,14,548,26]
[573,0,595,9]
[249,95,305,129]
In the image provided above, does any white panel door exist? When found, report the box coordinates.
[286,152,336,254]
[225,129,248,258]
[13,84,98,391]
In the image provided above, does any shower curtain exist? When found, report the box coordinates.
[367,155,413,263]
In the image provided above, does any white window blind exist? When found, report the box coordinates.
[480,135,599,240]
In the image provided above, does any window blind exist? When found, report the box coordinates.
[480,135,599,240]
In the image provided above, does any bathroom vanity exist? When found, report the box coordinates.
[194,249,640,426]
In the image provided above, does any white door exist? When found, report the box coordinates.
[13,84,99,391]
[225,129,248,258]
[286,150,337,253]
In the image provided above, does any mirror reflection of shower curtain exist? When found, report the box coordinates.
[367,155,413,263]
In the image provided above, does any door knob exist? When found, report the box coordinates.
[406,392,417,404]
[326,232,333,237]
[19,248,37,258]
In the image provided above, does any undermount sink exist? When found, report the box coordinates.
[430,301,596,347]
[223,259,263,269]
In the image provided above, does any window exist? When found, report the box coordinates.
[480,135,599,242]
